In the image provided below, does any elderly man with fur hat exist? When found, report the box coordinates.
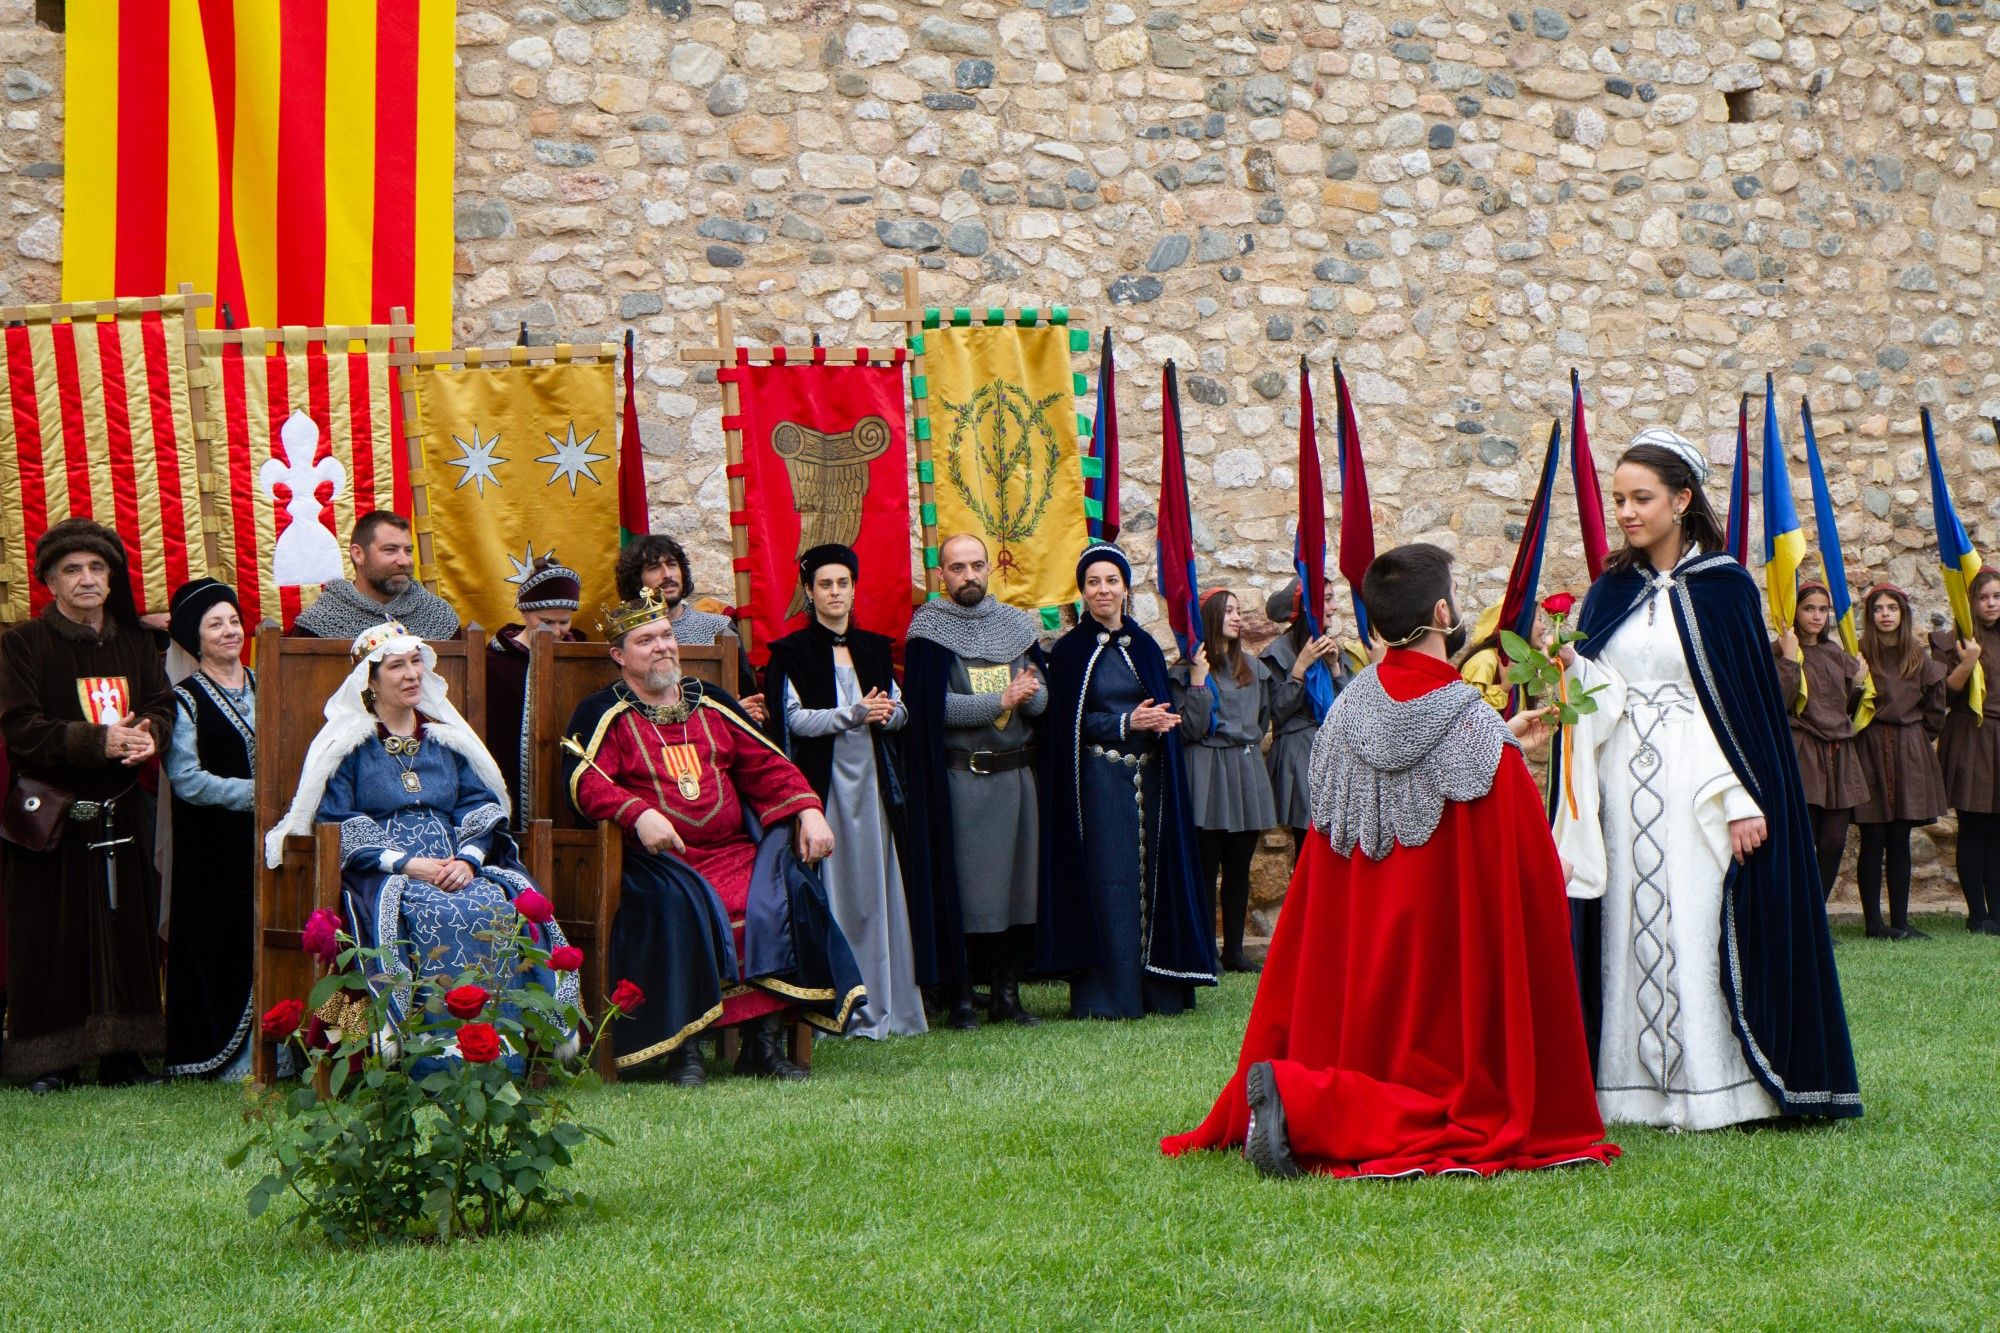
[0,519,174,1092]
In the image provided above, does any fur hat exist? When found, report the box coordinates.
[33,518,139,623]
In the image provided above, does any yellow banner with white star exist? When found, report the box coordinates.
[411,360,618,635]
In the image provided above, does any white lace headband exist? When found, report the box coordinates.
[1629,426,1709,483]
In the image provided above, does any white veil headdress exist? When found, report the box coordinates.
[264,623,511,868]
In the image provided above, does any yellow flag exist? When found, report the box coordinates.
[413,363,619,635]
[924,326,1088,616]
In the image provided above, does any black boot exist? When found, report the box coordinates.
[734,1015,809,1081]
[989,970,1042,1027]
[97,1054,165,1087]
[945,979,980,1031]
[665,1041,706,1087]
[28,1067,76,1095]
[1242,1062,1300,1179]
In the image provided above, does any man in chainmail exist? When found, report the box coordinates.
[1162,543,1615,1180]
[289,511,461,641]
[613,533,764,720]
[904,534,1049,1029]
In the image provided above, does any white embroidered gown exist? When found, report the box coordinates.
[1555,565,1782,1131]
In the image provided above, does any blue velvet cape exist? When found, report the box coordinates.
[897,636,985,986]
[1035,616,1217,986]
[1564,551,1861,1119]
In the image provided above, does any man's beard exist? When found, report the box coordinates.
[662,588,683,610]
[1442,601,1468,658]
[640,665,678,694]
[950,579,986,607]
[366,571,411,599]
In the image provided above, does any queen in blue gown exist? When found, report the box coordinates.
[266,623,576,1055]
[1039,545,1217,1018]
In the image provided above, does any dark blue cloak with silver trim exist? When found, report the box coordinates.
[1564,552,1860,1119]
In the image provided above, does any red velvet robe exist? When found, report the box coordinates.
[1162,650,1618,1178]
[571,691,823,1027]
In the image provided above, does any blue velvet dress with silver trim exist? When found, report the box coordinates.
[315,729,577,1053]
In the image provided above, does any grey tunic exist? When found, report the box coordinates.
[781,667,927,1039]
[1170,655,1279,833]
[1260,636,1318,831]
[944,653,1048,933]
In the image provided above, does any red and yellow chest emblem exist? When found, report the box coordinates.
[76,676,132,725]
[660,742,703,800]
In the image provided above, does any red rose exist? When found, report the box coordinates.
[444,984,490,1020]
[608,979,645,1015]
[456,1021,502,1064]
[549,945,584,972]
[513,888,555,925]
[301,909,342,965]
[1541,592,1578,617]
[261,998,305,1040]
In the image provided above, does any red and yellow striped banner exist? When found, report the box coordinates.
[0,297,209,622]
[212,338,407,632]
[64,0,456,350]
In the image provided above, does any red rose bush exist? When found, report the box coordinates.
[233,901,639,1245]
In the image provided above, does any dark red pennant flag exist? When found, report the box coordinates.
[1571,368,1608,581]
[1493,421,1564,716]
[1156,361,1203,657]
[1295,358,1334,719]
[1088,328,1121,543]
[1333,359,1375,644]
[619,328,649,546]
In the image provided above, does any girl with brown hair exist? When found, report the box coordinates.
[1929,565,2000,934]
[1170,589,1278,972]
[1771,581,1869,901]
[1854,583,1948,939]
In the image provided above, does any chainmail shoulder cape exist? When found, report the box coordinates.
[1308,662,1519,862]
[670,608,735,646]
[905,595,1038,663]
[293,579,461,641]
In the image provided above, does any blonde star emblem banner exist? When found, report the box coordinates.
[921,325,1089,616]
[412,361,619,635]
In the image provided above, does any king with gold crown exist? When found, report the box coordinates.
[561,589,866,1085]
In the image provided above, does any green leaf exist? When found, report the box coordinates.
[247,1187,270,1220]
[307,972,344,1009]
[466,1088,487,1122]
[1498,630,1536,663]
[223,1142,250,1170]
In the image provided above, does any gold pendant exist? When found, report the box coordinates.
[661,741,702,801]
[400,770,423,794]
[678,773,700,800]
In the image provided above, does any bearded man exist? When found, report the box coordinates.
[902,533,1049,1029]
[563,589,862,1085]
[289,511,460,640]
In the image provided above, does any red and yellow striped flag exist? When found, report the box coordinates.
[0,296,209,622]
[63,0,457,350]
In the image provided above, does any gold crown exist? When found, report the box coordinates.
[350,621,414,662]
[601,585,675,641]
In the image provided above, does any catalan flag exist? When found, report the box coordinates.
[1922,405,1986,718]
[1293,357,1333,721]
[1724,392,1753,567]
[1570,368,1608,582]
[1156,361,1202,657]
[1761,374,1806,635]
[63,0,457,349]
[1800,394,1873,727]
[1333,359,1374,648]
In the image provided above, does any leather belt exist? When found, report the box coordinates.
[946,746,1037,775]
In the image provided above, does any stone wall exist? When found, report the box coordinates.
[2,0,1996,910]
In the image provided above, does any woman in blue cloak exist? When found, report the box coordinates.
[1554,429,1859,1130]
[1038,545,1217,1018]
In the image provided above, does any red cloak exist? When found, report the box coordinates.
[1161,650,1618,1177]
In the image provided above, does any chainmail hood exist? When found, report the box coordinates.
[906,594,1039,662]
[1308,663,1518,861]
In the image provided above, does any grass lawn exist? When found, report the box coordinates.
[4,915,1996,1328]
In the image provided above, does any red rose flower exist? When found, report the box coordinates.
[549,945,584,972]
[301,909,342,965]
[513,888,555,925]
[261,998,305,1040]
[444,984,490,1020]
[1541,591,1578,618]
[456,1021,502,1064]
[608,979,645,1015]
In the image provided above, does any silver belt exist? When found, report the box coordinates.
[1087,744,1148,768]
[68,800,108,822]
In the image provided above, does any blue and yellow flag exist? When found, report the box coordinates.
[1922,405,1986,718]
[1800,395,1873,728]
[1761,374,1806,634]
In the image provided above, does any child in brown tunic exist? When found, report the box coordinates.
[1855,585,1948,939]
[1772,583,1869,900]
[1929,566,2000,935]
